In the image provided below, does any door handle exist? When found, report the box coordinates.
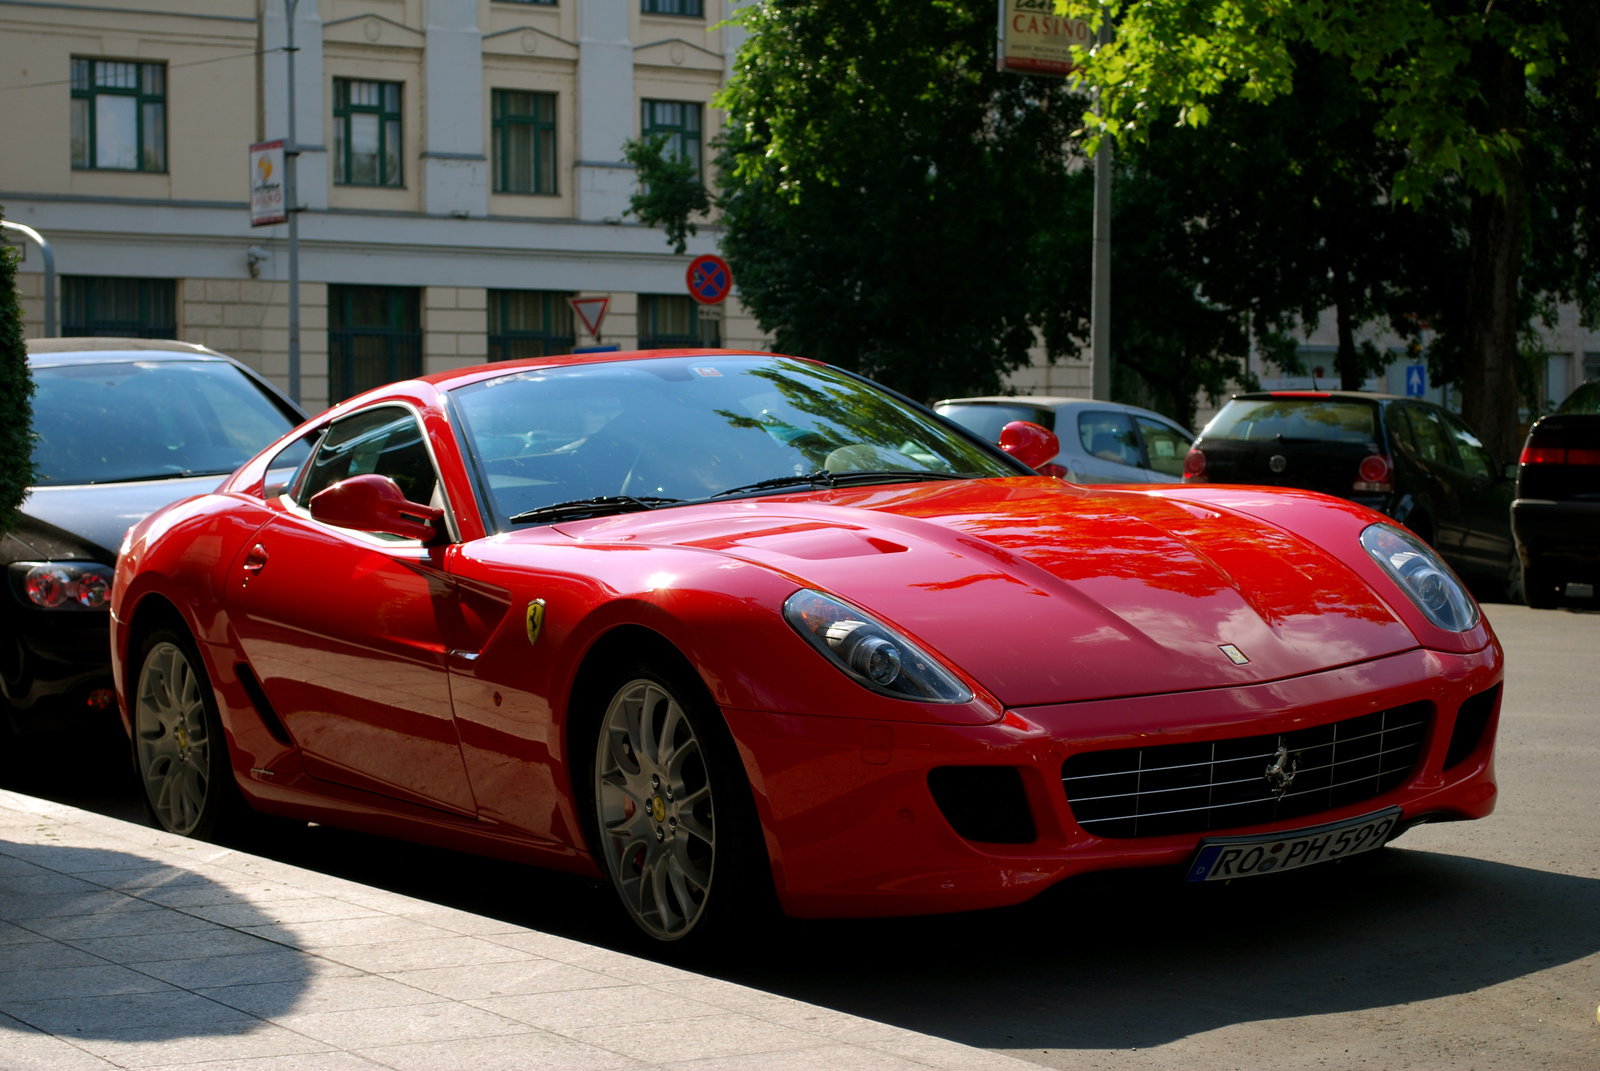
[242,544,269,576]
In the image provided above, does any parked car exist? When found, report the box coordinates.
[933,396,1194,483]
[1513,379,1600,608]
[1,339,305,737]
[1185,391,1518,600]
[115,350,1501,946]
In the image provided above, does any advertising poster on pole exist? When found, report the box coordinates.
[249,140,287,227]
[997,0,1091,77]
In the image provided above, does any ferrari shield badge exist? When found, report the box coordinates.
[525,599,546,647]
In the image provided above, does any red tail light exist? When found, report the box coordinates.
[1183,448,1207,481]
[1570,449,1600,465]
[1520,446,1565,465]
[1354,454,1392,493]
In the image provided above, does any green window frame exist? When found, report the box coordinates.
[70,59,166,172]
[333,79,403,187]
[491,90,558,195]
[638,294,719,349]
[328,285,421,403]
[487,290,575,360]
[642,0,703,15]
[62,277,176,337]
[641,99,702,179]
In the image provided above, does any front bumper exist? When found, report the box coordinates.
[727,643,1501,918]
[1512,498,1600,578]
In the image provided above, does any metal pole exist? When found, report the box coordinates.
[1089,11,1112,402]
[284,0,302,405]
[1,221,56,337]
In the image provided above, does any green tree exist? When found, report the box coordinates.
[717,0,1091,402]
[0,211,36,535]
[623,133,713,256]
[1057,0,1600,457]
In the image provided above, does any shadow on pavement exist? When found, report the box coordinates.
[0,834,312,1042]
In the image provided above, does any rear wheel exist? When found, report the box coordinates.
[585,658,771,946]
[132,628,239,839]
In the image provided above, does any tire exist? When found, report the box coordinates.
[131,627,241,839]
[583,657,772,947]
[1522,561,1561,610]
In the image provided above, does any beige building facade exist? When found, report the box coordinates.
[2,0,768,413]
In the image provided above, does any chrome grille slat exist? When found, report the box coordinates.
[1061,704,1431,839]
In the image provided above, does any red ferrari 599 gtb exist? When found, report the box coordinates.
[111,351,1502,945]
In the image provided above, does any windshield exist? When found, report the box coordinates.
[934,402,1056,441]
[451,355,1019,526]
[30,360,299,485]
[1557,380,1600,415]
[1204,397,1379,444]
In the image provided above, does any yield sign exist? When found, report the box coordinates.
[568,296,610,339]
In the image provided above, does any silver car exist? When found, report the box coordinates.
[933,396,1194,484]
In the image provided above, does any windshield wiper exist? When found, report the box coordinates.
[711,469,971,500]
[86,469,237,485]
[509,495,682,525]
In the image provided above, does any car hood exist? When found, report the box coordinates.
[560,478,1419,707]
[18,476,227,559]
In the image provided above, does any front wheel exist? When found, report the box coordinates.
[587,661,768,945]
[132,628,238,839]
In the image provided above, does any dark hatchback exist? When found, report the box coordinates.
[1513,379,1600,608]
[2,339,305,736]
[1185,391,1517,598]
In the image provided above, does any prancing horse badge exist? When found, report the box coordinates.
[526,599,546,647]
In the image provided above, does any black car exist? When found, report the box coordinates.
[1513,379,1600,608]
[1185,391,1517,599]
[2,339,306,736]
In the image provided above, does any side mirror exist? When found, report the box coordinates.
[998,420,1061,472]
[310,474,446,544]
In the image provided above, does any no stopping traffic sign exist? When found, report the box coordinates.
[686,254,733,305]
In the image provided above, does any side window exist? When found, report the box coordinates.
[1406,406,1456,467]
[1078,411,1141,467]
[296,407,441,510]
[1439,412,1495,478]
[1385,405,1416,455]
[264,434,316,499]
[1134,417,1190,477]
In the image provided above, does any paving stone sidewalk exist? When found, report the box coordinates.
[0,790,1035,1071]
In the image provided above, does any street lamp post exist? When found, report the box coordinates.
[1089,12,1112,402]
[0,221,56,337]
[283,0,302,405]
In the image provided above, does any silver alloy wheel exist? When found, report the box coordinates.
[594,678,716,940]
[135,641,212,836]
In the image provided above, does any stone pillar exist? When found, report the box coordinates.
[575,0,634,222]
[262,0,328,210]
[422,0,488,217]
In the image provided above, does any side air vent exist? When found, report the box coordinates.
[1444,684,1500,770]
[927,766,1037,844]
[234,663,292,746]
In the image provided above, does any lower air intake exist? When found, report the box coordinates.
[1062,703,1430,839]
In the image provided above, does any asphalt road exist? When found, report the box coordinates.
[7,602,1597,1069]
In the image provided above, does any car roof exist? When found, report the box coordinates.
[1228,389,1410,403]
[25,337,231,367]
[933,395,1193,429]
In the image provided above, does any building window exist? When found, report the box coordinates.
[641,100,702,178]
[638,294,719,349]
[328,285,421,403]
[333,79,402,187]
[62,277,175,337]
[70,59,166,171]
[488,290,574,360]
[491,91,557,195]
[643,0,703,15]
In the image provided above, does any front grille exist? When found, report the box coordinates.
[1061,703,1430,839]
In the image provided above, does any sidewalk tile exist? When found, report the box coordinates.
[0,963,176,1003]
[271,1002,532,1048]
[0,1032,124,1070]
[21,904,220,941]
[567,1012,831,1064]
[184,897,383,928]
[0,990,253,1037]
[64,927,284,964]
[134,1055,390,1071]
[654,1044,934,1071]
[353,1029,651,1071]
[383,959,628,1001]
[134,949,334,990]
[197,973,449,1017]
[308,935,533,974]
[238,915,462,950]
[0,943,106,971]
[471,984,724,1033]
[0,919,51,945]
[83,1022,335,1068]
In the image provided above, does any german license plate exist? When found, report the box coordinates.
[1184,807,1401,882]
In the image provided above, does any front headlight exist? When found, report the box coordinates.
[1359,524,1479,632]
[8,562,115,611]
[783,589,973,703]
